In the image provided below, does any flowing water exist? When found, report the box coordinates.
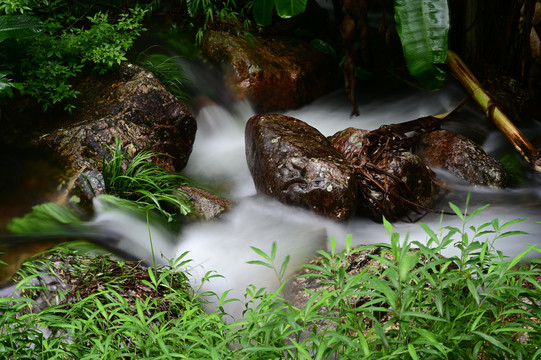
[91,63,541,318]
[3,23,541,318]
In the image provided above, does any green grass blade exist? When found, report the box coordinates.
[472,330,514,355]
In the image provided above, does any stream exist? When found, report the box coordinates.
[2,19,541,320]
[92,64,541,318]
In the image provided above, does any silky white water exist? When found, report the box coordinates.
[92,80,541,320]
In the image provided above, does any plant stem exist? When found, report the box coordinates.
[147,211,158,281]
[447,50,541,171]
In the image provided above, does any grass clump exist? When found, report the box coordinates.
[0,248,225,358]
[101,135,193,225]
[137,52,191,103]
[1,197,540,359]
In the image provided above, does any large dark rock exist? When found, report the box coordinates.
[415,129,508,188]
[35,62,197,212]
[245,114,357,221]
[202,30,332,112]
[330,127,439,221]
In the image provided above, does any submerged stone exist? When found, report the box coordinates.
[179,186,233,221]
[415,129,508,188]
[245,114,357,221]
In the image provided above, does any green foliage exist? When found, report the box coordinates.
[0,14,41,41]
[0,0,35,14]
[394,0,450,89]
[2,198,540,358]
[0,70,21,98]
[0,1,150,112]
[65,7,147,74]
[252,0,307,26]
[101,136,192,224]
[6,202,82,235]
[499,152,527,183]
[1,248,215,358]
[0,14,40,98]
[183,0,308,38]
[183,0,251,44]
[137,52,190,102]
[184,0,451,89]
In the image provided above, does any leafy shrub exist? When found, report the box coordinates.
[0,1,152,112]
[101,136,192,224]
[2,196,540,359]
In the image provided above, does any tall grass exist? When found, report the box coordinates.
[1,198,540,359]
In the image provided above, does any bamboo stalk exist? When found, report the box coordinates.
[446,50,541,171]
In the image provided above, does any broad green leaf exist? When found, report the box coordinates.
[394,0,449,89]
[270,241,277,261]
[345,233,352,253]
[400,311,447,322]
[0,15,42,42]
[310,38,338,62]
[498,217,527,230]
[372,319,389,348]
[7,202,82,235]
[496,230,529,239]
[253,0,274,26]
[358,332,370,355]
[383,215,394,236]
[420,222,438,242]
[274,0,307,19]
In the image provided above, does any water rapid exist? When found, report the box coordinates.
[93,77,541,320]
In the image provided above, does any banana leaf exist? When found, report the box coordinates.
[394,0,449,90]
[0,15,42,42]
[253,0,307,26]
[274,0,307,19]
[253,0,274,26]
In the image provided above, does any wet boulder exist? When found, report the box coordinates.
[415,129,508,188]
[36,62,197,211]
[202,30,332,112]
[245,114,357,221]
[330,127,439,221]
[179,186,233,221]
